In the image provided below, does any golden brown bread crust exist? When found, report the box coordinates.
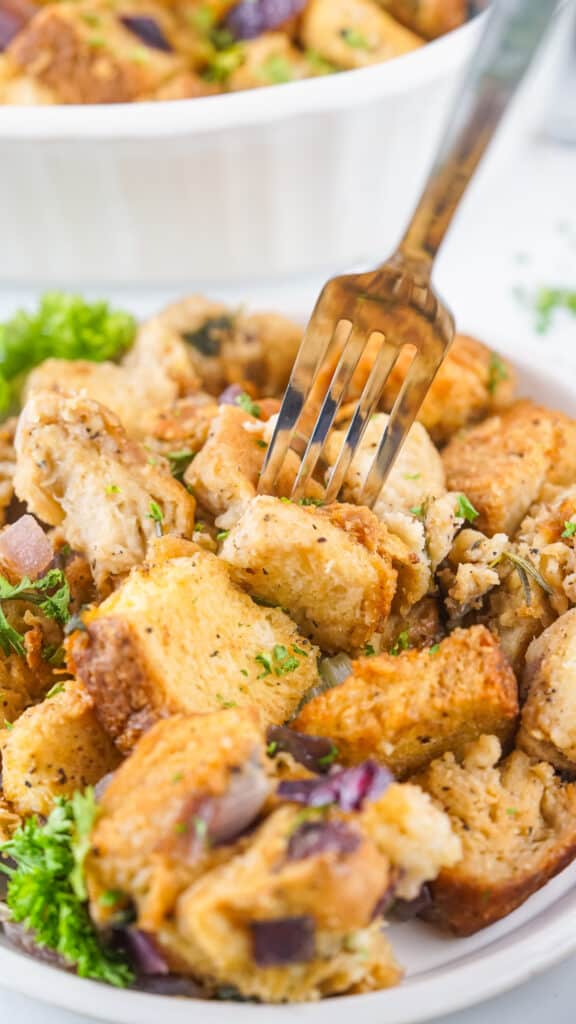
[69,544,319,752]
[418,736,576,936]
[293,626,518,777]
[222,498,398,653]
[442,401,556,536]
[301,0,423,71]
[376,0,469,39]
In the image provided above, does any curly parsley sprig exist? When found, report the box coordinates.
[0,790,133,987]
[0,568,71,657]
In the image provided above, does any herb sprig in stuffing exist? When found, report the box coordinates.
[0,568,71,657]
[0,790,134,986]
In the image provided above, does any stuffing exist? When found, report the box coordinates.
[438,527,508,620]
[0,418,17,526]
[145,296,302,397]
[516,484,576,615]
[0,682,120,817]
[301,0,422,70]
[5,1,190,104]
[0,795,20,843]
[442,401,558,536]
[418,735,576,935]
[293,626,518,777]
[518,610,576,774]
[221,497,398,653]
[485,562,555,675]
[13,392,195,592]
[69,540,319,752]
[0,652,38,728]
[378,595,443,653]
[87,708,268,930]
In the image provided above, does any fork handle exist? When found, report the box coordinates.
[397,0,560,265]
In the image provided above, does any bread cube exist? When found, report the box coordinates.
[222,497,398,653]
[376,0,470,39]
[293,626,518,777]
[69,541,319,752]
[418,735,576,935]
[0,682,120,816]
[301,0,422,71]
[518,609,576,773]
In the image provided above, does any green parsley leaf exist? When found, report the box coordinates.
[255,439,268,450]
[487,353,508,395]
[342,27,370,49]
[429,643,440,655]
[147,500,164,537]
[3,719,13,730]
[46,682,65,699]
[215,693,237,708]
[363,643,376,656]
[255,644,301,679]
[217,530,230,542]
[98,889,124,908]
[203,43,244,83]
[305,48,337,75]
[0,791,133,986]
[456,494,479,523]
[235,392,261,418]
[317,745,339,768]
[390,630,410,656]
[259,54,294,84]
[0,568,71,656]
[409,505,424,519]
[104,484,120,496]
[298,497,324,507]
[266,741,278,757]
[562,520,576,539]
[167,449,195,482]
[403,472,421,481]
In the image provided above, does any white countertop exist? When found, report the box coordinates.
[0,134,575,1024]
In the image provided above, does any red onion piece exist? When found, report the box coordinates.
[225,0,307,40]
[132,975,205,997]
[218,384,243,406]
[0,0,37,51]
[123,929,169,976]
[250,915,315,966]
[278,760,393,812]
[0,514,53,581]
[287,820,360,861]
[1,920,73,970]
[390,885,432,922]
[119,15,172,52]
[267,725,338,774]
[178,755,270,860]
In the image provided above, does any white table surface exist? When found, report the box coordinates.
[0,133,575,1023]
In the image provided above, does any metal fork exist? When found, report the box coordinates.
[259,0,559,507]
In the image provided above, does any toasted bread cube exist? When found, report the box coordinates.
[87,708,268,929]
[6,1,189,104]
[70,541,319,752]
[418,735,576,935]
[442,401,557,536]
[518,610,576,774]
[145,296,302,397]
[222,497,398,653]
[170,804,398,1002]
[375,0,469,39]
[381,336,516,444]
[0,682,120,816]
[14,392,195,592]
[301,0,422,70]
[293,626,518,778]
[485,556,555,675]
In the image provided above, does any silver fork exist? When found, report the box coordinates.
[259,0,559,508]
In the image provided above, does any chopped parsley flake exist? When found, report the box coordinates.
[266,741,278,757]
[409,505,424,519]
[317,745,339,768]
[299,497,324,506]
[562,520,576,539]
[147,500,164,537]
[167,449,195,482]
[105,484,120,495]
[429,643,440,655]
[363,643,376,656]
[403,472,421,481]
[46,682,65,699]
[390,630,410,656]
[98,889,124,908]
[216,693,237,708]
[255,643,302,678]
[217,530,230,542]
[487,353,508,395]
[235,392,261,418]
[260,54,294,84]
[255,439,268,450]
[0,568,71,657]
[456,494,479,523]
[342,27,370,49]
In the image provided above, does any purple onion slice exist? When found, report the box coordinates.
[120,14,172,52]
[287,820,360,861]
[278,760,393,812]
[250,915,315,966]
[225,0,307,40]
[266,725,338,774]
[0,0,37,51]
[390,885,432,922]
[132,974,205,997]
[122,929,169,976]
[218,383,244,406]
[1,921,73,970]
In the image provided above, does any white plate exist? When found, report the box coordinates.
[0,341,574,1024]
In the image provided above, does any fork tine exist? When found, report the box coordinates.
[258,309,340,495]
[360,348,445,508]
[323,339,400,504]
[290,324,368,500]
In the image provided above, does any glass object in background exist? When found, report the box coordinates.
[544,0,576,142]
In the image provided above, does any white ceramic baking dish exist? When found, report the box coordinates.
[0,6,564,287]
